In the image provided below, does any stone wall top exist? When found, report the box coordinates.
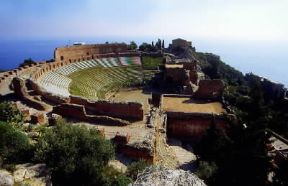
[54,43,128,62]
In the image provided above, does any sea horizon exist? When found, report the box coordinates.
[0,37,287,87]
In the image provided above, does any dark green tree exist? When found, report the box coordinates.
[0,121,32,164]
[19,58,36,67]
[273,160,288,186]
[0,102,23,124]
[129,41,137,50]
[127,160,149,180]
[34,122,115,185]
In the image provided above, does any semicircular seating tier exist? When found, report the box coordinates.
[37,56,142,98]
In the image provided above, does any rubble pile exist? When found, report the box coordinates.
[132,166,206,186]
[130,131,155,155]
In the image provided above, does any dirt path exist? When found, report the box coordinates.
[153,108,178,169]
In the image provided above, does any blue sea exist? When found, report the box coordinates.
[0,38,287,87]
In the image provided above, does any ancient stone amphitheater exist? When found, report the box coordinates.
[0,41,230,174]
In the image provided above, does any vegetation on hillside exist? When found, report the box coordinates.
[34,122,120,185]
[0,122,33,166]
[0,102,23,124]
[126,160,150,180]
[0,101,148,185]
[142,56,163,69]
[128,41,137,50]
[19,58,36,68]
[139,39,164,52]
[194,52,288,186]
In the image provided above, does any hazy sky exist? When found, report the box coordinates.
[1,0,287,41]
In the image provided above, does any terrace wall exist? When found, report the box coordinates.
[166,112,229,141]
[11,77,50,111]
[194,79,225,100]
[54,44,128,62]
[28,79,70,105]
[70,96,143,121]
[52,103,130,126]
[0,63,40,86]
[120,145,154,163]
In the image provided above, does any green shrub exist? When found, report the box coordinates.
[196,161,218,181]
[0,102,23,124]
[127,160,150,180]
[0,121,32,164]
[112,174,132,186]
[101,166,132,186]
[142,56,163,68]
[34,123,115,185]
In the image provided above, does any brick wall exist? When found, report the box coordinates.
[194,79,225,100]
[52,103,130,126]
[166,112,229,141]
[70,96,143,121]
[54,44,128,62]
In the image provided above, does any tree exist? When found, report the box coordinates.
[129,41,138,50]
[0,102,23,124]
[139,43,157,52]
[273,160,288,186]
[0,121,32,164]
[34,122,115,185]
[155,39,161,49]
[19,58,36,68]
[127,160,150,180]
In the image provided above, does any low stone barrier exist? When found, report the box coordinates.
[193,79,224,100]
[70,96,144,121]
[52,103,130,126]
[12,77,49,111]
[166,112,231,141]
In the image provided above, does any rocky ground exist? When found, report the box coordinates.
[0,163,52,186]
[132,166,206,186]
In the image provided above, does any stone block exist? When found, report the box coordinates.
[30,113,46,124]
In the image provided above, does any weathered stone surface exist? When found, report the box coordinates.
[70,96,144,121]
[30,113,46,124]
[48,113,62,126]
[13,163,52,186]
[53,103,130,126]
[133,166,206,186]
[0,170,14,186]
[54,43,129,62]
[194,79,225,100]
[11,77,49,111]
[20,109,30,121]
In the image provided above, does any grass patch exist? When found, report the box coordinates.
[142,56,163,68]
[68,66,143,100]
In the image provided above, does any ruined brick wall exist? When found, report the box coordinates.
[194,79,225,100]
[120,145,154,163]
[53,104,88,120]
[11,77,49,111]
[28,79,70,105]
[0,63,39,86]
[181,62,197,71]
[52,103,130,126]
[164,68,186,85]
[54,44,128,62]
[166,112,228,141]
[70,96,143,121]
